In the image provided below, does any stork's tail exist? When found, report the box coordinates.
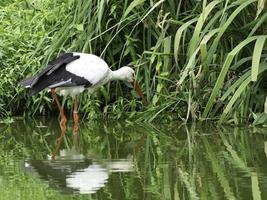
[19,75,36,88]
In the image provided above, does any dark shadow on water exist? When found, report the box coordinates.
[1,118,267,199]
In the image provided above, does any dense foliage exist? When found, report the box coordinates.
[1,0,267,124]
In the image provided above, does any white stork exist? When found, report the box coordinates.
[20,53,145,133]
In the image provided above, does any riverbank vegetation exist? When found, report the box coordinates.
[1,0,267,124]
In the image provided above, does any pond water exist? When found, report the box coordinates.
[0,118,267,199]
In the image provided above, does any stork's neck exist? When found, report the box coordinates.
[109,66,134,82]
[110,68,126,81]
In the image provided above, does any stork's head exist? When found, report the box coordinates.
[118,66,135,83]
[112,66,146,103]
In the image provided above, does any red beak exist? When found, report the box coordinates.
[131,80,146,104]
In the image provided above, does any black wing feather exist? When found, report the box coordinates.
[19,75,37,87]
[19,53,92,96]
[30,53,80,87]
[29,65,90,96]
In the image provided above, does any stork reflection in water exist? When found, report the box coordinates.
[23,131,134,194]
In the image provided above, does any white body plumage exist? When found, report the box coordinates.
[53,53,134,97]
[54,53,111,97]
[21,52,139,98]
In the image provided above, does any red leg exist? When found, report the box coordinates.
[73,95,79,140]
[51,89,67,133]
[51,132,64,160]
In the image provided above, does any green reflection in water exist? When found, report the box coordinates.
[0,119,267,200]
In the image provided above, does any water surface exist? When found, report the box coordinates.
[0,118,267,199]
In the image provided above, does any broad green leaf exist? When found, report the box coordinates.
[97,0,105,33]
[177,47,200,86]
[207,0,257,65]
[188,1,221,57]
[220,68,251,101]
[200,29,219,70]
[203,36,259,118]
[249,12,267,36]
[252,113,267,125]
[163,36,171,72]
[219,63,267,122]
[123,0,144,19]
[174,18,198,65]
[74,24,84,31]
[251,36,267,81]
[251,172,262,200]
[256,0,265,19]
[220,0,231,20]
[139,0,165,22]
